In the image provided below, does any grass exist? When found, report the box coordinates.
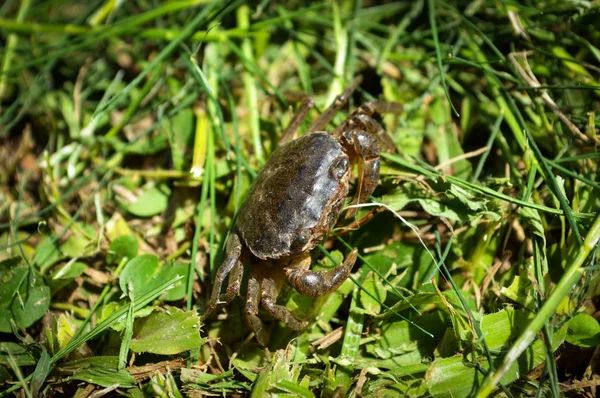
[1,0,599,396]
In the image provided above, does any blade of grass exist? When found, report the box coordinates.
[221,79,244,212]
[91,0,231,121]
[118,285,135,370]
[332,285,363,395]
[0,0,30,101]
[105,63,164,139]
[325,1,348,105]
[503,91,583,247]
[471,113,503,183]
[238,5,264,164]
[546,158,600,192]
[226,40,288,107]
[5,354,32,398]
[29,349,51,398]
[477,214,600,397]
[428,0,459,117]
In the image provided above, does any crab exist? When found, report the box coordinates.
[202,77,403,346]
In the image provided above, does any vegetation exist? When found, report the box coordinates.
[1,0,599,396]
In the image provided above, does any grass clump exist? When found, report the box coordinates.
[1,0,599,396]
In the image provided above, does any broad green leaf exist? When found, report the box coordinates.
[161,261,189,301]
[425,355,484,398]
[500,276,536,310]
[119,255,187,301]
[52,261,87,280]
[0,266,50,332]
[59,224,96,258]
[33,236,63,270]
[72,365,135,388]
[165,108,194,171]
[0,342,37,367]
[119,254,160,298]
[126,184,170,217]
[106,235,138,265]
[30,349,51,397]
[359,272,386,315]
[383,183,500,223]
[129,308,205,355]
[426,309,568,396]
[480,308,535,349]
[566,313,600,347]
[369,312,446,367]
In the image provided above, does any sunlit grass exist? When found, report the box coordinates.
[1,0,599,396]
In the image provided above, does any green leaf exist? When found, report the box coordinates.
[566,313,600,347]
[119,254,159,297]
[52,261,87,280]
[500,276,536,310]
[0,342,37,367]
[33,236,63,270]
[369,312,446,368]
[126,184,170,217]
[359,272,386,315]
[59,224,96,258]
[383,182,500,223]
[106,235,138,265]
[119,255,187,301]
[72,365,135,388]
[30,349,51,397]
[426,309,568,396]
[0,266,50,332]
[425,355,484,398]
[129,308,205,355]
[480,308,535,350]
[108,133,168,155]
[161,261,189,301]
[165,108,194,171]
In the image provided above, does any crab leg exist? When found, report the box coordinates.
[307,76,363,133]
[244,268,269,346]
[202,233,244,320]
[261,267,307,331]
[279,96,315,146]
[339,129,381,219]
[284,249,358,297]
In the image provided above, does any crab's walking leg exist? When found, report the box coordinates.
[202,233,244,320]
[260,262,308,331]
[244,268,269,346]
[356,100,404,117]
[307,76,363,133]
[340,129,381,219]
[284,249,358,297]
[279,96,315,146]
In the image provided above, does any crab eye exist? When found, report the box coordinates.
[291,229,311,251]
[330,157,350,179]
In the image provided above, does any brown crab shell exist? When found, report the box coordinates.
[235,132,351,260]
